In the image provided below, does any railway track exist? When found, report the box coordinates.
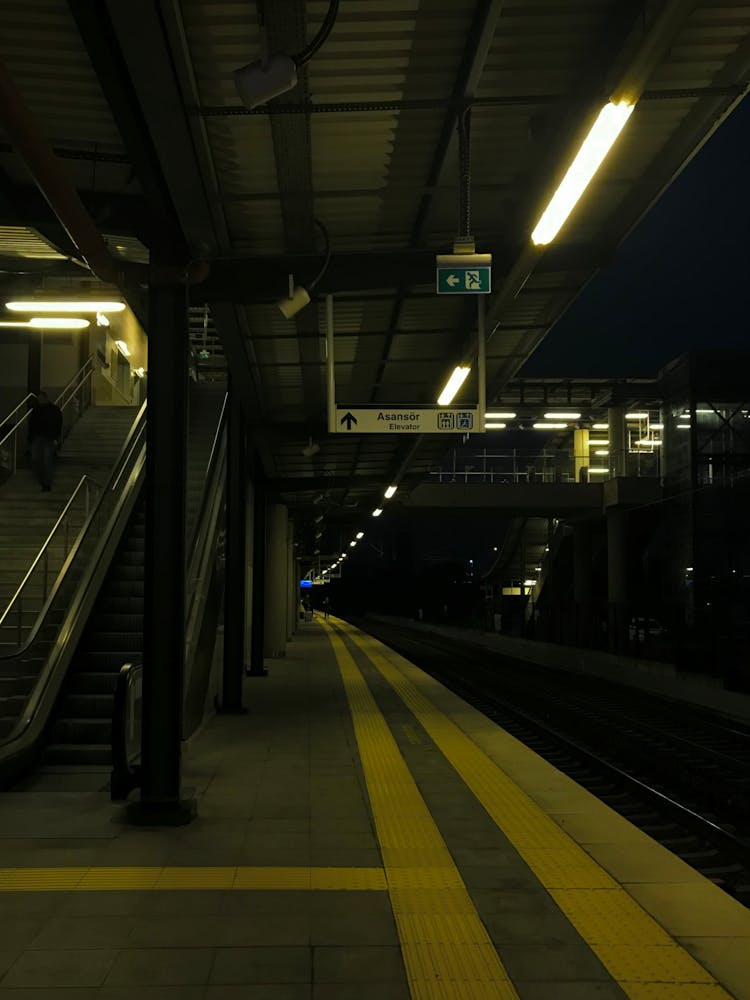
[358,618,750,906]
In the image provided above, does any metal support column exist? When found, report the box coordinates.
[608,406,627,478]
[218,378,247,712]
[287,519,296,640]
[264,504,288,658]
[606,506,629,653]
[247,454,268,676]
[129,277,195,825]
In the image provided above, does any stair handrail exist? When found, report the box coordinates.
[188,392,228,558]
[0,408,147,773]
[0,355,95,479]
[0,400,147,659]
[0,473,102,645]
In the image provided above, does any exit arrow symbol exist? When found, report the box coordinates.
[447,274,460,287]
[340,411,358,430]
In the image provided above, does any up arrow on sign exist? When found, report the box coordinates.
[340,411,358,430]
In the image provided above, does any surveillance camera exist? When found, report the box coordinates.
[234,54,297,110]
[277,285,311,319]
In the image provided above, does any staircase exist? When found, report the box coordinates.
[44,386,225,766]
[0,406,139,654]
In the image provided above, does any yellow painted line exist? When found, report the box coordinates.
[0,865,386,892]
[320,619,519,1000]
[336,619,732,1000]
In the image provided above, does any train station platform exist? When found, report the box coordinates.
[1,618,749,999]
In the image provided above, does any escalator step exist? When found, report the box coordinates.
[51,717,111,744]
[59,693,113,717]
[44,743,111,766]
[68,672,119,695]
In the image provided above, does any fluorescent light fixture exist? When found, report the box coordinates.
[544,411,581,420]
[6,300,125,313]
[486,411,516,419]
[588,439,609,446]
[29,317,90,329]
[637,438,662,446]
[134,367,146,378]
[533,422,567,430]
[384,485,397,499]
[355,531,364,540]
[115,340,131,357]
[625,412,648,420]
[677,424,691,429]
[592,423,609,430]
[341,553,348,559]
[437,365,470,405]
[696,409,716,414]
[531,101,634,245]
[322,569,329,574]
[651,423,663,430]
[485,422,506,429]
[588,468,609,474]
[349,541,357,548]
[523,579,536,587]
[594,449,609,456]
[372,508,383,518]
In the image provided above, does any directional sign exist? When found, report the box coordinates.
[437,265,491,294]
[334,407,482,434]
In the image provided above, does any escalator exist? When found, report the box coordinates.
[0,386,227,782]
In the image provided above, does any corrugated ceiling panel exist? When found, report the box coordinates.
[0,1,123,149]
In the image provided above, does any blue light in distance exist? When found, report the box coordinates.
[299,580,313,589]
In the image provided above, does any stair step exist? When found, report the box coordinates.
[44,743,111,766]
[59,693,113,717]
[51,717,111,744]
[68,672,119,695]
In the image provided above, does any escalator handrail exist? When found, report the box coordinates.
[110,661,142,800]
[188,391,228,558]
[0,446,146,751]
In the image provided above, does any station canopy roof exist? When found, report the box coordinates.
[1,0,749,528]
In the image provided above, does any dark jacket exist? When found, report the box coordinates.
[29,402,63,441]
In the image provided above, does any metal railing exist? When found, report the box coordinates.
[0,356,95,480]
[111,662,142,800]
[428,447,661,484]
[0,475,101,651]
[0,401,146,660]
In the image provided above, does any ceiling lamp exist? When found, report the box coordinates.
[485,422,506,429]
[544,411,581,420]
[355,531,364,540]
[485,411,516,419]
[114,340,131,357]
[437,365,470,405]
[625,412,648,420]
[531,101,634,245]
[277,219,331,318]
[0,317,91,330]
[6,300,124,313]
[235,0,339,109]
[532,422,567,430]
[384,484,397,499]
[372,508,383,518]
[592,422,609,430]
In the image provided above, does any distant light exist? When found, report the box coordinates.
[637,438,662,446]
[594,449,609,456]
[486,411,516,419]
[625,412,648,420]
[592,423,609,430]
[115,340,131,357]
[96,312,110,327]
[588,439,609,446]
[485,422,506,429]
[493,546,498,552]
[372,508,383,518]
[134,367,146,378]
[355,531,364,540]
[29,317,89,329]
[677,424,691,429]
[299,580,312,589]
[686,566,693,572]
[384,484,398,499]
[341,553,348,558]
[198,349,210,360]
[533,422,567,430]
[531,101,634,245]
[651,423,663,430]
[696,409,716,414]
[349,540,357,548]
[523,579,536,587]
[322,569,329,574]
[437,365,470,405]
[7,300,125,313]
[588,468,609,474]
[544,411,581,420]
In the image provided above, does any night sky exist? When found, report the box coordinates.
[522,95,750,378]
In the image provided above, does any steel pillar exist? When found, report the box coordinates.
[573,428,590,483]
[247,455,267,676]
[573,523,593,644]
[606,506,629,653]
[130,277,195,825]
[608,406,627,478]
[264,504,288,658]
[287,519,296,640]
[219,379,247,712]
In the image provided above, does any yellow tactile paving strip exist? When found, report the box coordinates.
[335,618,733,1000]
[321,619,519,1000]
[0,865,387,892]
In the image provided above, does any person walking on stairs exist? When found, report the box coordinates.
[29,392,63,492]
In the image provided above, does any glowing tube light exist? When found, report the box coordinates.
[588,468,609,474]
[7,300,125,313]
[626,412,648,420]
[372,508,383,518]
[384,485,397,499]
[544,411,581,420]
[533,422,567,430]
[437,365,470,405]
[29,317,89,329]
[355,531,364,540]
[485,411,516,419]
[531,101,634,245]
[349,541,357,548]
[485,422,506,429]
[592,422,609,430]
